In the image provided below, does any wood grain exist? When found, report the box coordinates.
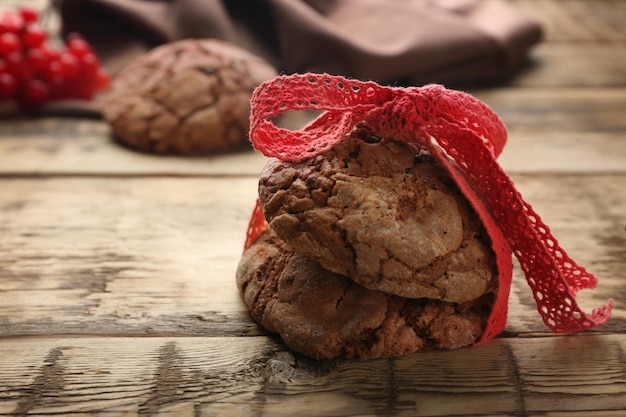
[470,88,626,132]
[1,125,623,175]
[500,130,626,174]
[513,44,626,88]
[0,177,258,335]
[0,335,624,416]
[2,99,626,176]
[513,0,626,42]
[0,118,267,177]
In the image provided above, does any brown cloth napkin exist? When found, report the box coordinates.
[52,0,542,86]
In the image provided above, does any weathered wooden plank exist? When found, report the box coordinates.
[514,44,626,88]
[0,175,623,337]
[0,118,268,177]
[2,112,625,177]
[499,130,626,174]
[0,177,258,331]
[0,335,624,415]
[512,0,626,42]
[470,87,626,132]
[0,1,621,415]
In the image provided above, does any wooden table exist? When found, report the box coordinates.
[1,1,625,415]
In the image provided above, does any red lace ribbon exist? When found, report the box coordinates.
[245,73,612,342]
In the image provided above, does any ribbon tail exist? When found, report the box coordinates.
[428,125,612,333]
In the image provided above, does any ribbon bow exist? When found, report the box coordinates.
[245,73,612,342]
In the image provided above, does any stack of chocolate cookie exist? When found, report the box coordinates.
[236,129,498,360]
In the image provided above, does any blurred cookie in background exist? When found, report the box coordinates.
[101,39,277,154]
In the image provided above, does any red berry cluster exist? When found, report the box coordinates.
[0,4,110,111]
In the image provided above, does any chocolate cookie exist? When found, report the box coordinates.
[259,131,497,303]
[101,39,277,154]
[237,229,494,360]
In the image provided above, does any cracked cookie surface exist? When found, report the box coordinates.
[236,229,493,360]
[102,39,276,154]
[259,133,497,302]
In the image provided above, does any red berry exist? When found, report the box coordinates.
[25,48,47,74]
[63,79,92,100]
[18,5,39,25]
[0,12,24,34]
[0,32,21,56]
[67,36,92,58]
[40,44,60,64]
[59,52,79,80]
[80,53,100,75]
[21,24,46,48]
[21,79,49,108]
[4,51,24,76]
[95,68,111,91]
[44,59,63,83]
[47,75,66,100]
[0,72,17,98]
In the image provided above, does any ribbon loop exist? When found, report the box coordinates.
[250,73,397,161]
[250,73,395,121]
